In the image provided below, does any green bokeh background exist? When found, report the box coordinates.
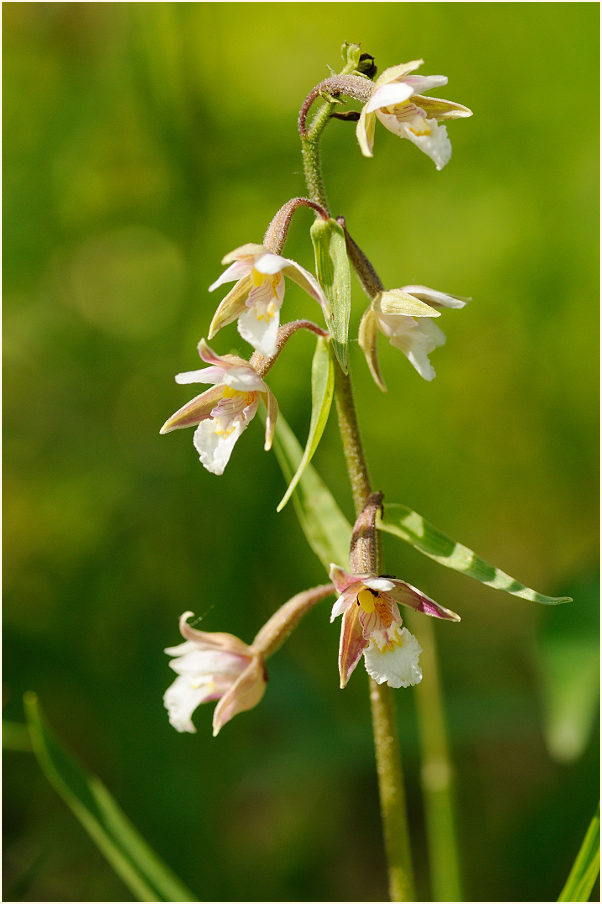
[3,3,599,901]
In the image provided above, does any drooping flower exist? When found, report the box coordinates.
[356,60,472,169]
[359,285,468,386]
[164,611,267,736]
[160,339,277,475]
[329,564,460,688]
[208,243,329,357]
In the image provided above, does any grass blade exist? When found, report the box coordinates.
[558,803,600,902]
[24,692,197,902]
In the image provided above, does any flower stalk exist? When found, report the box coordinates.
[301,102,416,900]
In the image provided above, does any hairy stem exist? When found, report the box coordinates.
[300,88,415,899]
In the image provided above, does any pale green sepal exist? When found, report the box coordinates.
[377,503,572,605]
[24,693,198,903]
[277,337,335,512]
[270,413,351,570]
[310,218,351,373]
[358,307,386,392]
[221,243,265,264]
[558,804,600,902]
[208,275,252,338]
[377,289,441,318]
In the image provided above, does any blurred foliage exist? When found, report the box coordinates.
[3,3,599,902]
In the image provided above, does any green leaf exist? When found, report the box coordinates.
[310,217,351,373]
[271,413,351,570]
[24,693,197,903]
[277,337,335,512]
[378,503,572,605]
[558,804,600,902]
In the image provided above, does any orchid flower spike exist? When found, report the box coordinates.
[164,612,267,735]
[356,59,472,169]
[359,285,468,387]
[160,340,277,475]
[329,564,460,689]
[208,243,329,358]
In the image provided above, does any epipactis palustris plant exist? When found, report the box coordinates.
[160,43,571,902]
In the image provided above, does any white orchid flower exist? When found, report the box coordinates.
[359,285,468,386]
[160,340,277,475]
[357,60,472,169]
[208,243,329,357]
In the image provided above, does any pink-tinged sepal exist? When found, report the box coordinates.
[338,604,368,688]
[213,655,267,736]
[160,385,223,434]
[329,563,357,594]
[387,580,461,621]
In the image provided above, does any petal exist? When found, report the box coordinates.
[281,260,329,313]
[208,276,253,338]
[387,579,461,621]
[388,321,444,381]
[356,107,376,157]
[213,656,267,735]
[401,285,468,309]
[375,60,423,87]
[363,577,396,593]
[363,627,423,688]
[160,385,223,433]
[330,588,359,620]
[338,605,369,688]
[238,304,280,357]
[174,366,225,386]
[358,306,387,392]
[403,75,448,94]
[221,243,267,264]
[365,81,415,113]
[262,387,278,451]
[167,648,245,678]
[413,95,473,121]
[163,674,217,733]
[193,418,246,475]
[221,365,266,392]
[209,260,252,292]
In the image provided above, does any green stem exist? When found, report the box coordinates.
[406,612,462,901]
[300,58,360,213]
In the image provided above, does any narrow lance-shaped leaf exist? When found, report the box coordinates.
[558,803,600,902]
[277,336,335,512]
[377,503,572,605]
[24,693,198,903]
[310,217,351,373]
[270,412,352,570]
